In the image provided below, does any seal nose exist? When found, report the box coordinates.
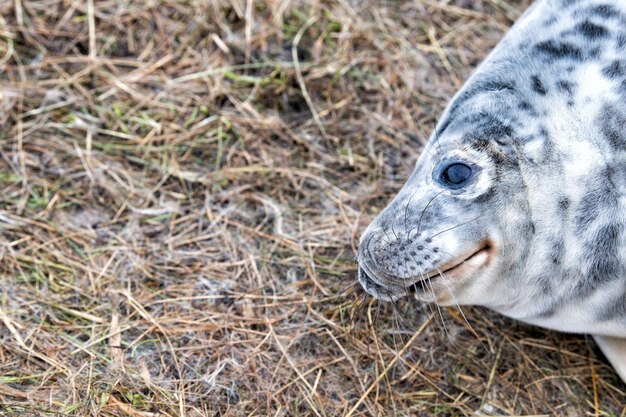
[357,231,396,286]
[357,264,399,301]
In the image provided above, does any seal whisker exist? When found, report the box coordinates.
[431,263,490,353]
[427,214,486,240]
[381,228,394,244]
[412,254,448,337]
[409,95,441,156]
[391,301,409,344]
[430,117,444,155]
[385,289,404,351]
[337,280,361,298]
[347,294,361,332]
[403,187,421,240]
[374,296,382,332]
[395,269,420,334]
[390,222,399,240]
[389,281,413,337]
[426,275,449,338]
[351,293,369,332]
[412,278,441,334]
[408,190,445,240]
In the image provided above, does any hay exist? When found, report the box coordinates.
[0,0,623,415]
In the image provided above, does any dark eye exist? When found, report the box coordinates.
[439,162,472,188]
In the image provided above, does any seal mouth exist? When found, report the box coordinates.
[358,241,492,301]
[421,242,491,281]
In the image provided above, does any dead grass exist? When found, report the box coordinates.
[0,0,624,415]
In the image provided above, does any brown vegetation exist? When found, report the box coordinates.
[0,0,624,415]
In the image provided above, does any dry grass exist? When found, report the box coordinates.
[0,0,624,415]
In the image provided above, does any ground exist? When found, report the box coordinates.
[0,0,624,416]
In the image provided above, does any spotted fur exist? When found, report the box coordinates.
[357,0,626,380]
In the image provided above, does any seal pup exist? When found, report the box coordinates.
[356,0,626,382]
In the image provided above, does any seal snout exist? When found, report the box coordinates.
[357,265,403,301]
[357,228,446,299]
[357,225,494,301]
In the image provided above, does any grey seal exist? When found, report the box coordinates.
[356,0,626,382]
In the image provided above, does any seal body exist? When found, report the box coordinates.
[357,0,626,379]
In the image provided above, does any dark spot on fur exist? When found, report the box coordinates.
[424,255,430,260]
[576,20,609,39]
[519,101,532,110]
[538,126,550,141]
[543,17,557,27]
[535,40,583,60]
[474,187,497,205]
[597,291,626,321]
[523,221,536,236]
[556,80,575,94]
[600,104,626,150]
[558,197,570,211]
[589,47,602,58]
[482,122,513,139]
[417,245,423,250]
[550,240,564,265]
[437,119,452,136]
[602,60,625,78]
[439,80,516,134]
[531,75,547,95]
[537,302,558,318]
[574,173,619,230]
[587,4,620,18]
[459,112,515,148]
[471,137,512,165]
[584,223,624,288]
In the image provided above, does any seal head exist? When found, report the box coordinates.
[357,0,626,338]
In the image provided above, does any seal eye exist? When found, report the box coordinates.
[439,162,472,187]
